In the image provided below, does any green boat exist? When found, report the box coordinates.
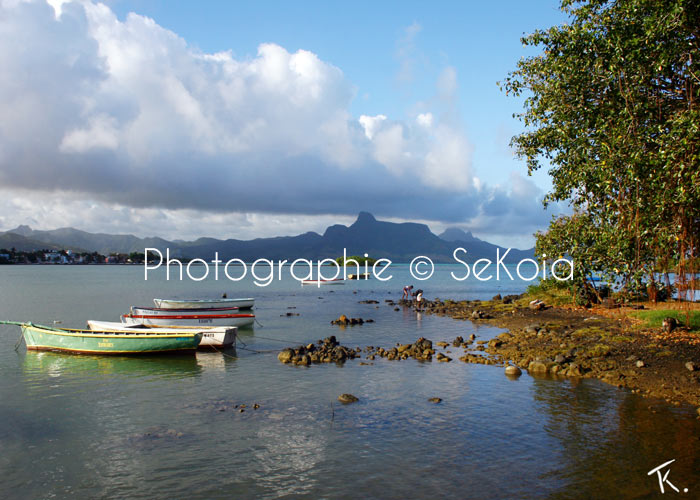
[2,322,202,355]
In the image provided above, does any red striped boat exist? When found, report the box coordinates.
[124,306,254,328]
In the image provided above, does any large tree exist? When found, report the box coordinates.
[503,0,700,298]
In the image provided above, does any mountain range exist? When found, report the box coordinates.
[0,212,533,262]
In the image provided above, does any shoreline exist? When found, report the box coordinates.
[414,296,700,408]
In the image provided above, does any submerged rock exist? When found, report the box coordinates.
[338,393,359,404]
[428,397,442,404]
[331,315,367,325]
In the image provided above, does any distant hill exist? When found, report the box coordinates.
[4,226,172,255]
[1,212,534,262]
[0,232,68,252]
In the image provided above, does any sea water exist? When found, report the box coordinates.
[0,265,698,499]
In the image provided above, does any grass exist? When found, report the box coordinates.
[631,309,700,332]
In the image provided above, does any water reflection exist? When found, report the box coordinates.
[528,375,700,499]
[21,351,202,382]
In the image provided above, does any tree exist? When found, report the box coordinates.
[503,0,699,299]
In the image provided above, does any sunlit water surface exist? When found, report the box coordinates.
[0,265,698,499]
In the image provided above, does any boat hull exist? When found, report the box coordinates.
[131,306,240,316]
[122,314,255,328]
[21,324,201,355]
[154,298,254,310]
[86,321,237,348]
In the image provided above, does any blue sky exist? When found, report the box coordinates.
[0,0,568,247]
[108,0,565,188]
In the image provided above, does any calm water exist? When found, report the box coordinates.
[0,265,698,499]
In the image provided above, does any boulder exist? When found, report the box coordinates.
[505,365,522,377]
[277,349,294,364]
[528,361,548,374]
[686,362,697,372]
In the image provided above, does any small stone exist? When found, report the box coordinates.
[554,354,566,364]
[428,397,442,404]
[505,365,522,377]
[685,362,697,372]
[338,393,359,404]
[636,360,646,368]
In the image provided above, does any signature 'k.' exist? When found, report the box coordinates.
[648,459,688,494]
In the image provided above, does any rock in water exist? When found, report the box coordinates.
[528,361,548,374]
[338,394,359,404]
[277,349,294,364]
[505,365,522,377]
[428,397,442,404]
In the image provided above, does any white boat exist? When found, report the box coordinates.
[131,306,239,316]
[87,320,237,348]
[123,307,255,328]
[153,297,255,310]
[301,278,345,286]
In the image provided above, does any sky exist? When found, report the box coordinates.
[0,0,569,248]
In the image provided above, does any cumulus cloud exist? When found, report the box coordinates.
[0,0,484,216]
[0,0,559,245]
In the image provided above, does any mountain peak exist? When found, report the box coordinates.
[355,211,376,224]
[439,227,478,243]
[10,224,33,236]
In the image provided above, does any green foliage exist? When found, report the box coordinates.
[335,255,377,266]
[503,0,700,296]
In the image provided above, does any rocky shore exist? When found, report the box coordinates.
[414,296,700,407]
[278,294,700,410]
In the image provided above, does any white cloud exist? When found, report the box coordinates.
[358,114,387,140]
[0,0,554,245]
[416,112,433,127]
[60,113,119,152]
